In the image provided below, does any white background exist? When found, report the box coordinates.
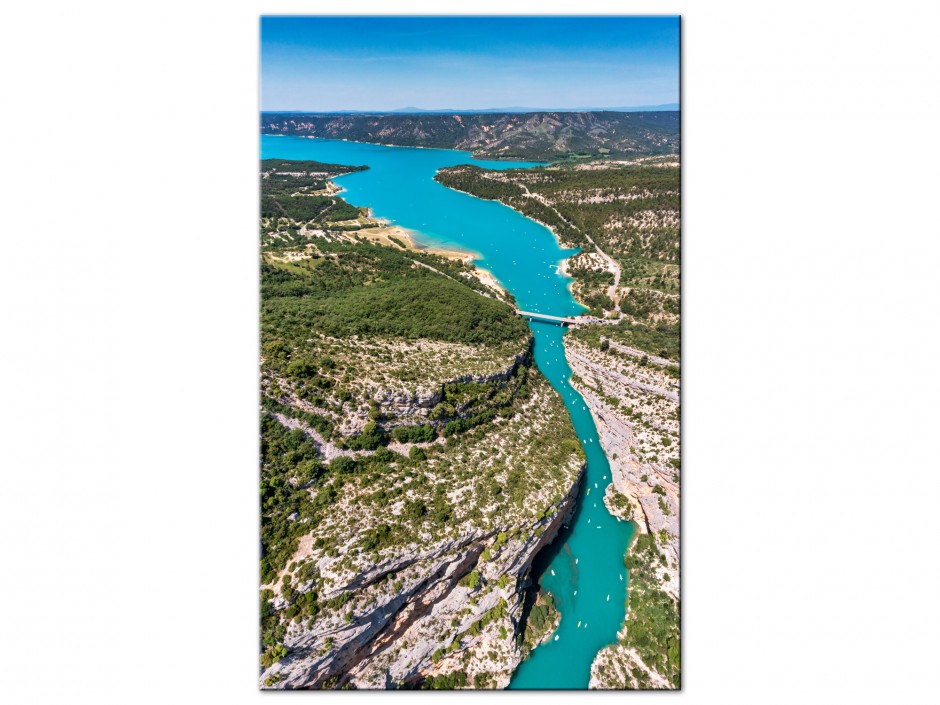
[2,1,939,703]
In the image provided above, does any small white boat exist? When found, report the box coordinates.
[577,621,582,628]
[606,595,610,601]
[551,569,555,576]
[554,635,559,641]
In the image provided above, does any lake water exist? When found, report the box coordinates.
[261,135,634,689]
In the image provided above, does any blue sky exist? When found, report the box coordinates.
[261,16,680,111]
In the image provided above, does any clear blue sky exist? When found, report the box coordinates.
[261,16,680,111]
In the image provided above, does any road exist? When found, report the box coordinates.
[518,183,622,307]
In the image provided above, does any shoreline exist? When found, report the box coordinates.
[327,177,509,298]
[349,222,508,299]
[309,169,513,303]
[437,176,588,311]
[326,182,481,266]
[328,181,480,265]
[430,178,575,250]
[263,132,544,163]
[354,222,479,264]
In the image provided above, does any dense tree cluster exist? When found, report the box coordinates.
[571,320,680,361]
[619,533,681,687]
[261,240,528,347]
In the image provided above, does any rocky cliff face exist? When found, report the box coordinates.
[263,465,582,689]
[562,335,680,689]
[369,349,531,427]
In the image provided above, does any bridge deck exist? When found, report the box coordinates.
[515,310,580,325]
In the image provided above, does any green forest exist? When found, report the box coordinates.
[261,241,527,348]
[261,159,368,226]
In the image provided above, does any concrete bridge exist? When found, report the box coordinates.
[515,310,581,326]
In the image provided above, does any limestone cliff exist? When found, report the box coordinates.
[262,463,581,689]
[562,334,680,689]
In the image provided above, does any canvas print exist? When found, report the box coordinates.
[259,16,680,690]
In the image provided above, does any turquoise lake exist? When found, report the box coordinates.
[261,135,635,689]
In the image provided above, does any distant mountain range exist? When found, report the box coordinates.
[265,103,679,115]
[261,110,680,161]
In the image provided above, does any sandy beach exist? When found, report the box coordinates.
[354,224,476,263]
[351,224,507,297]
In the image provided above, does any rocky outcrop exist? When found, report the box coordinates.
[568,350,679,403]
[371,348,530,425]
[590,644,672,690]
[264,343,531,443]
[261,462,583,689]
[602,338,675,369]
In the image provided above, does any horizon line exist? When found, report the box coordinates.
[260,106,680,114]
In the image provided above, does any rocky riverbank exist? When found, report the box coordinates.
[562,333,680,689]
